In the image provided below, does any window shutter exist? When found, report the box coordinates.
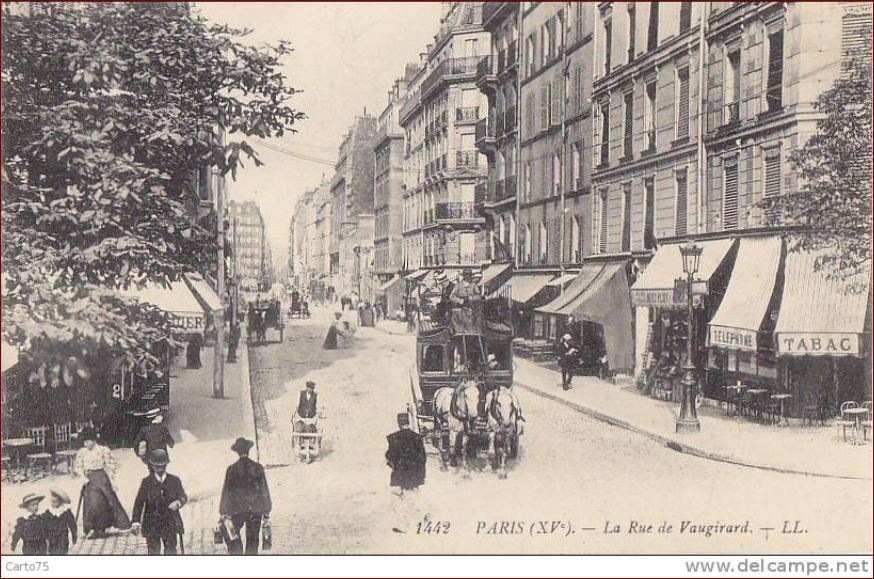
[723,161,739,230]
[593,103,602,165]
[764,151,781,197]
[574,66,583,113]
[675,171,688,236]
[767,30,784,111]
[551,76,561,125]
[842,9,872,69]
[540,85,549,131]
[624,92,634,156]
[679,2,692,32]
[622,184,632,252]
[644,178,655,248]
[599,189,609,253]
[677,70,690,138]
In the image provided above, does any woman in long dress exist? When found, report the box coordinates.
[322,312,343,350]
[73,428,131,538]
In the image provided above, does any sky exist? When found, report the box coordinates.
[195,2,444,272]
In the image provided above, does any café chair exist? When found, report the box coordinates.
[53,422,78,474]
[835,401,859,444]
[23,426,53,478]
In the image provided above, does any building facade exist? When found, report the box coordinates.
[228,200,273,293]
[330,115,377,296]
[374,77,411,284]
[400,2,490,274]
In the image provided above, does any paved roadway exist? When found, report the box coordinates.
[247,309,873,554]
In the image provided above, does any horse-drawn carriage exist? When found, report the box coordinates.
[246,299,285,344]
[288,290,311,320]
[408,301,522,477]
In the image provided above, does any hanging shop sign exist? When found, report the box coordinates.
[777,333,860,356]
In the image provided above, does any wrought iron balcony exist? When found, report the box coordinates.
[436,201,479,221]
[422,56,481,98]
[456,106,480,123]
[456,150,480,168]
[475,56,496,88]
[475,117,495,147]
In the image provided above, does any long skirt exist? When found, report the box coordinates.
[82,469,131,533]
[322,325,338,350]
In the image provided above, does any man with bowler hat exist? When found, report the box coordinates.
[220,437,272,554]
[385,413,426,533]
[131,449,188,555]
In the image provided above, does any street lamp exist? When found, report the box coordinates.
[676,240,703,433]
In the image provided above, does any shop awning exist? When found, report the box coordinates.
[708,236,782,351]
[405,269,428,281]
[124,281,207,333]
[537,262,634,371]
[536,264,604,315]
[630,238,737,307]
[376,275,403,293]
[481,263,513,289]
[495,273,554,304]
[546,272,578,288]
[186,274,223,313]
[2,340,19,373]
[774,246,871,356]
[420,270,436,286]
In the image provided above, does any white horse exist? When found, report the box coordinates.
[433,379,480,472]
[484,385,523,479]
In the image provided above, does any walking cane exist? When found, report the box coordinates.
[74,485,85,526]
[178,531,185,555]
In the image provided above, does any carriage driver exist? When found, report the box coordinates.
[295,381,320,461]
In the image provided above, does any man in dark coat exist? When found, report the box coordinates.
[131,449,187,555]
[220,437,272,555]
[227,322,241,363]
[135,412,175,468]
[386,413,426,534]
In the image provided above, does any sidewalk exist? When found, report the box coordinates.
[514,358,873,480]
[1,346,254,555]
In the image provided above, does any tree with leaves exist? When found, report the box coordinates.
[2,2,304,365]
[759,28,872,280]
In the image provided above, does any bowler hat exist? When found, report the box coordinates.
[18,493,44,509]
[50,488,71,505]
[397,412,410,427]
[306,380,316,388]
[147,448,170,466]
[231,437,255,454]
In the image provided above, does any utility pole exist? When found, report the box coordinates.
[213,174,226,399]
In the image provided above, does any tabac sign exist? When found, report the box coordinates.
[777,333,860,356]
[709,325,757,351]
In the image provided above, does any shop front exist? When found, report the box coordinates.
[376,274,405,320]
[631,238,738,401]
[490,272,554,339]
[773,245,872,415]
[536,261,634,375]
[704,235,783,403]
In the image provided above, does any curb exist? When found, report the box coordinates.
[239,344,260,463]
[514,381,872,482]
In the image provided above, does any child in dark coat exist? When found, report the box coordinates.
[11,493,48,555]
[44,488,77,554]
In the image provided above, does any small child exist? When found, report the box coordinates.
[44,488,77,554]
[11,493,48,555]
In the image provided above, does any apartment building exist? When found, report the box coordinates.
[329,115,377,296]
[228,200,273,293]
[399,2,490,275]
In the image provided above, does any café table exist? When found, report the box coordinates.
[771,393,793,427]
[726,383,749,417]
[2,438,34,476]
[746,389,770,422]
[843,407,869,445]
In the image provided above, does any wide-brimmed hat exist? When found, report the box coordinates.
[563,334,572,340]
[19,493,44,508]
[147,449,170,466]
[79,427,98,442]
[50,488,71,505]
[231,437,255,454]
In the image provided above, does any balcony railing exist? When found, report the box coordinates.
[458,252,479,265]
[456,150,480,168]
[422,56,481,97]
[436,201,478,220]
[456,106,480,123]
[482,1,507,26]
[475,56,496,85]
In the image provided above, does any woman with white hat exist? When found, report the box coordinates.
[73,427,131,538]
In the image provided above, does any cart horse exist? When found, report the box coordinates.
[408,298,522,477]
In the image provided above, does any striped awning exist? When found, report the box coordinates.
[123,281,207,333]
[404,269,428,281]
[774,244,871,356]
[537,264,604,315]
[630,238,737,307]
[708,236,782,351]
[481,263,513,289]
[499,273,554,304]
[546,272,578,288]
[186,273,223,312]
[376,275,403,292]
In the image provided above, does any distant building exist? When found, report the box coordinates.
[228,200,273,293]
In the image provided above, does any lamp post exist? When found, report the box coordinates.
[676,240,702,433]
